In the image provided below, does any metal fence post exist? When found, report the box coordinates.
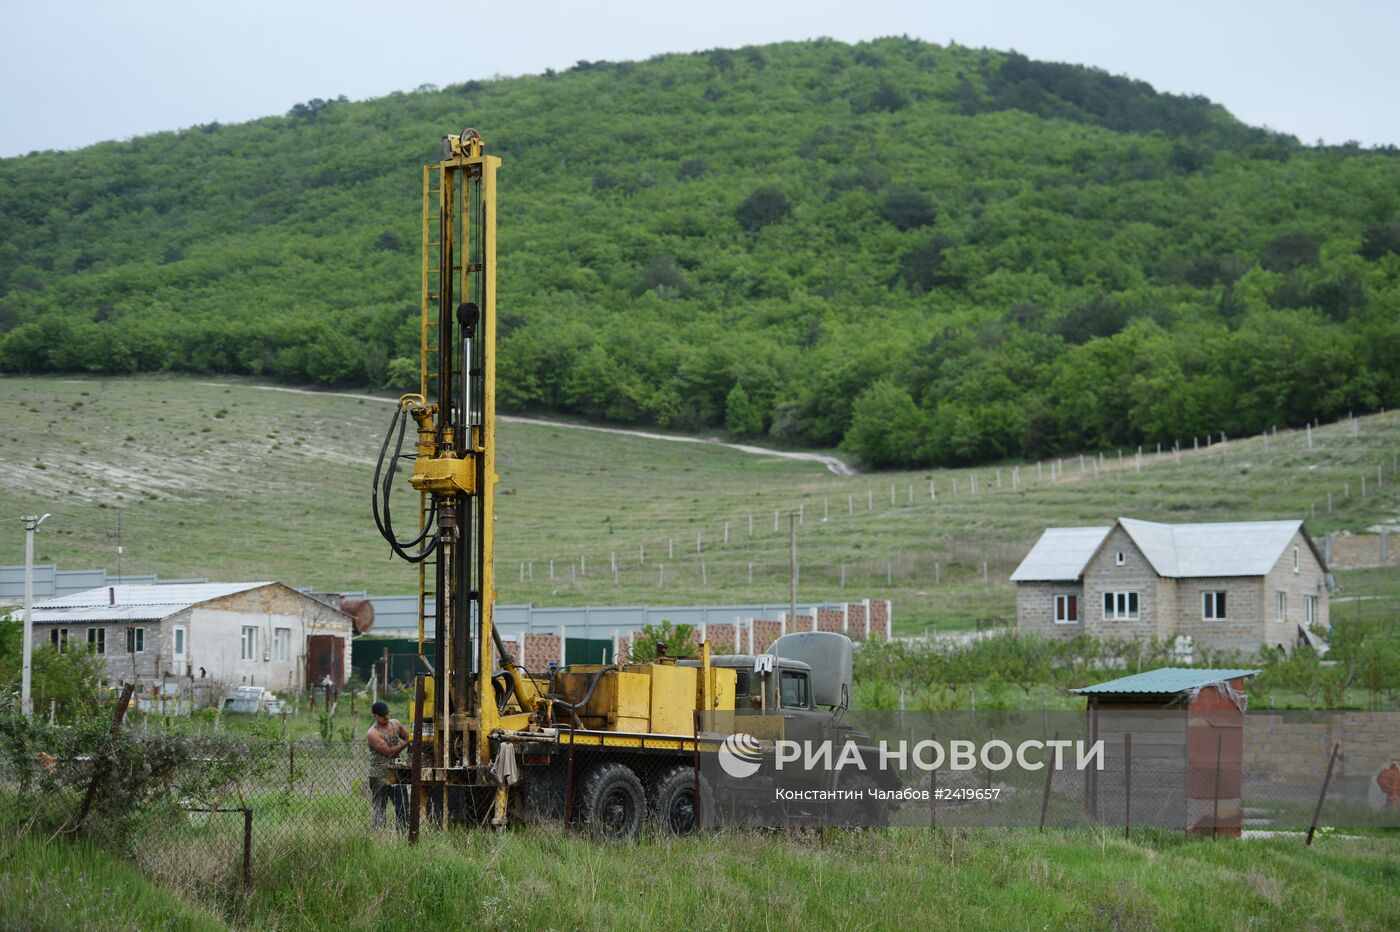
[242,808,253,888]
[409,675,425,844]
[1124,733,1132,840]
[1039,732,1057,833]
[1212,732,1223,839]
[1307,743,1341,847]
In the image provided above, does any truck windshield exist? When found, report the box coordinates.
[779,671,808,709]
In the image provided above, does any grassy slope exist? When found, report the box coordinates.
[1,376,1396,635]
[4,826,1398,930]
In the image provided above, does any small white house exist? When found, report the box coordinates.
[29,582,353,696]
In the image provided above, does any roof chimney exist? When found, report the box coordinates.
[108,586,115,605]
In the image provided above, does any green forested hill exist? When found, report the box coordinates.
[2,37,1398,467]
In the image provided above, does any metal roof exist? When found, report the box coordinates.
[1011,517,1313,582]
[1010,526,1111,581]
[1120,518,1307,577]
[29,582,273,624]
[1071,667,1261,695]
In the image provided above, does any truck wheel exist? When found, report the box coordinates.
[650,766,710,835]
[834,775,889,828]
[578,762,645,840]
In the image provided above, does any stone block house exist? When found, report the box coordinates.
[30,582,354,696]
[1012,518,1329,655]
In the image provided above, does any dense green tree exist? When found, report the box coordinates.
[734,186,792,232]
[724,383,764,437]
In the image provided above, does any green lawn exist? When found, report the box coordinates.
[1,375,1396,636]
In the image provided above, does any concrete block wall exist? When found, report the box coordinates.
[522,633,562,671]
[871,599,892,639]
[817,607,845,633]
[1015,582,1083,639]
[750,619,784,653]
[1083,526,1160,642]
[705,622,741,653]
[1244,712,1400,793]
[846,603,868,641]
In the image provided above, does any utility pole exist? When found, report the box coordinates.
[789,512,798,632]
[21,514,52,719]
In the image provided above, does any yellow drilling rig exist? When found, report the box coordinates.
[372,130,864,838]
[371,129,724,837]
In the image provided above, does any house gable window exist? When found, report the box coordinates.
[1054,594,1079,624]
[1292,546,1300,574]
[1103,591,1140,620]
[87,627,105,654]
[1115,551,1126,566]
[240,626,257,661]
[1202,591,1227,620]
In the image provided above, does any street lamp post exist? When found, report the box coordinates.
[21,513,51,718]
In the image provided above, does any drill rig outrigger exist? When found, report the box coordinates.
[373,130,874,838]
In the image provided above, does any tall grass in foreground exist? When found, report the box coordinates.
[74,818,1399,930]
[0,835,221,931]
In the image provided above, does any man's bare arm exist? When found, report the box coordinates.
[367,729,401,757]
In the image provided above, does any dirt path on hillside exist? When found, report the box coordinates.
[198,383,857,476]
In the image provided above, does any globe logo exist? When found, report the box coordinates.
[718,732,764,779]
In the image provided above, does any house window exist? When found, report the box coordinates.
[273,628,290,662]
[87,627,105,655]
[1115,551,1126,566]
[50,628,69,652]
[1103,591,1140,620]
[126,627,145,653]
[1305,595,1318,626]
[1202,591,1227,620]
[172,626,186,662]
[1054,594,1079,624]
[1293,546,1300,574]
[1275,591,1287,622]
[240,626,257,661]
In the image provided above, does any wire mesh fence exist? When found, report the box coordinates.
[3,708,1398,894]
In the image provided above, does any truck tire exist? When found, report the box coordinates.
[650,766,711,835]
[833,774,888,828]
[578,762,645,840]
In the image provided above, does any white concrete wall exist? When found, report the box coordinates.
[182,606,352,693]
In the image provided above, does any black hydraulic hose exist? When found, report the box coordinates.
[545,665,618,730]
[372,405,439,563]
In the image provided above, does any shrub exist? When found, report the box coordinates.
[735,187,792,231]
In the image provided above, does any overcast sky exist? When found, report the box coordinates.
[2,0,1396,158]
